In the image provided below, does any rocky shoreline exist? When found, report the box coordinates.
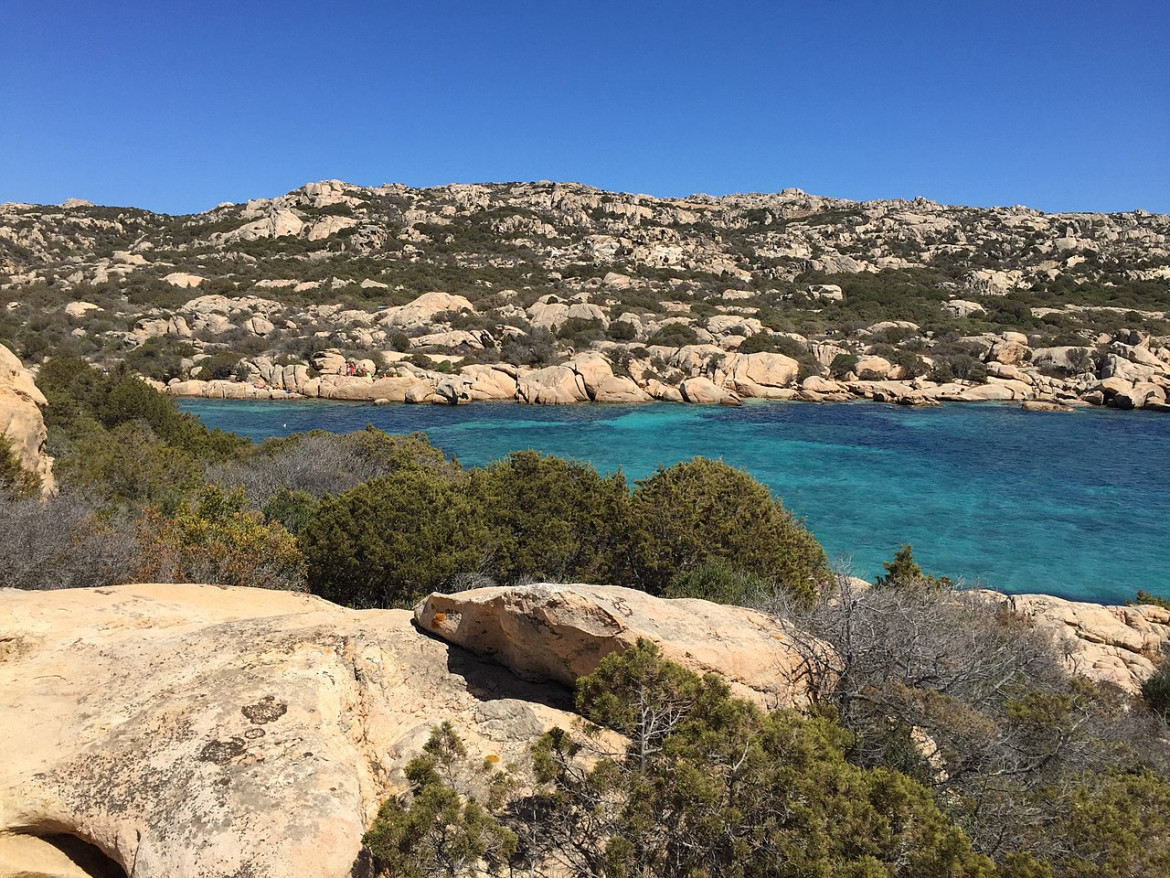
[159,327,1170,412]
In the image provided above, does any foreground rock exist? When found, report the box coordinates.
[415,583,820,709]
[0,584,579,878]
[0,344,55,495]
[0,582,820,877]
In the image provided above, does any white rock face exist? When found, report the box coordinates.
[942,299,984,318]
[64,301,101,318]
[679,376,740,405]
[0,584,579,878]
[989,592,1170,692]
[516,364,590,405]
[0,582,839,877]
[161,272,205,288]
[380,292,476,331]
[527,298,609,332]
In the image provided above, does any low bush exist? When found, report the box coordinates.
[300,467,488,608]
[627,458,828,602]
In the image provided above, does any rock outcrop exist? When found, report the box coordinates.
[1000,592,1170,692]
[414,583,820,709]
[0,344,55,495]
[0,582,822,878]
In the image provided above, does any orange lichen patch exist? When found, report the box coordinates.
[433,611,447,625]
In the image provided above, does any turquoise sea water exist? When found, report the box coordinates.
[178,399,1170,605]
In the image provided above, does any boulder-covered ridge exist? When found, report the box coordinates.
[1,180,1168,410]
[2,583,1167,877]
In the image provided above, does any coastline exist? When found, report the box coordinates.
[160,355,1163,414]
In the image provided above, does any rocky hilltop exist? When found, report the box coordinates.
[1,180,1168,409]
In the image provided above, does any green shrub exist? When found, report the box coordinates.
[0,436,40,499]
[123,336,194,382]
[662,557,769,606]
[1130,590,1170,611]
[198,351,242,380]
[261,489,318,535]
[524,639,994,877]
[471,451,630,585]
[647,322,700,347]
[829,352,859,378]
[135,485,306,591]
[607,320,637,341]
[364,723,516,878]
[627,458,827,602]
[1142,650,1170,720]
[300,468,488,608]
[873,544,954,590]
[59,421,204,507]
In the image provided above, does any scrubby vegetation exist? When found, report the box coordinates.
[369,637,1170,877]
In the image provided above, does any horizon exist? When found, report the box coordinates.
[4,1,1168,216]
[6,176,1168,219]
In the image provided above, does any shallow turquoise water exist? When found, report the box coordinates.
[179,399,1170,604]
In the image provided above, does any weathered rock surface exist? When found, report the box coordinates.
[991,592,1170,692]
[0,344,55,495]
[414,583,820,709]
[679,376,740,405]
[0,584,581,878]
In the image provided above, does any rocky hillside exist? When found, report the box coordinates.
[2,180,1169,409]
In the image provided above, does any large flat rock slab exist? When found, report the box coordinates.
[0,584,575,878]
[415,583,822,709]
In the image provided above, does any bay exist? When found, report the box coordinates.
[178,398,1170,605]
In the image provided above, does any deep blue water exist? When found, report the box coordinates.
[179,398,1170,605]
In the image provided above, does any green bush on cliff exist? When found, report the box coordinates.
[874,544,954,590]
[135,485,306,591]
[0,436,40,500]
[661,557,771,605]
[38,356,246,463]
[627,458,828,602]
[364,722,516,878]
[60,421,205,507]
[518,639,994,877]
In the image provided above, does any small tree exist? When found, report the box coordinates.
[628,458,828,602]
[874,544,954,590]
[0,436,40,499]
[471,451,630,585]
[300,468,488,608]
[364,723,516,878]
[1142,647,1170,721]
[136,485,306,591]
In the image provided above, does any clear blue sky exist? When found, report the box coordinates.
[3,0,1167,215]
